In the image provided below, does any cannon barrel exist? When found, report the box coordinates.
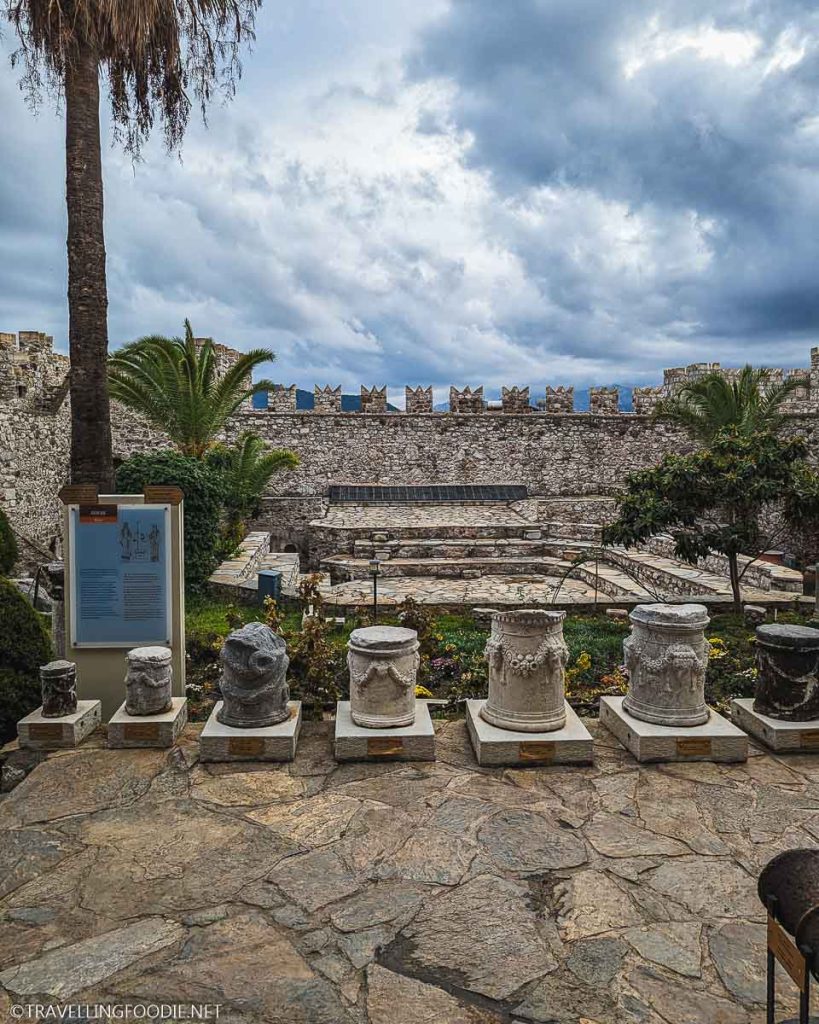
[759,848,819,979]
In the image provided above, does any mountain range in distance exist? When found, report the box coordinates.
[253,385,635,412]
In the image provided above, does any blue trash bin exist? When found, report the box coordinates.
[258,569,282,605]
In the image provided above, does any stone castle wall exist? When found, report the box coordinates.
[3,330,819,568]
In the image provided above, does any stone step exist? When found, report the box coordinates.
[605,548,732,596]
[352,537,595,561]
[320,555,652,599]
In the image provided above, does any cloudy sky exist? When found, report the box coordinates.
[2,0,819,404]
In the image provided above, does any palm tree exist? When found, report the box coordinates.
[653,365,804,442]
[206,431,299,541]
[5,0,262,488]
[108,320,275,457]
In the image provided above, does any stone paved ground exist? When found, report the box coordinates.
[1,720,815,1023]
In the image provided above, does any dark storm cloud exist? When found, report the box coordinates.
[2,0,819,394]
[409,0,819,366]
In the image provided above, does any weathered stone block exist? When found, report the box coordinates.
[200,700,302,762]
[467,699,593,766]
[40,659,77,717]
[545,386,574,412]
[731,697,819,752]
[268,385,297,412]
[600,696,747,763]
[108,697,187,749]
[590,387,619,414]
[18,700,101,750]
[334,700,435,762]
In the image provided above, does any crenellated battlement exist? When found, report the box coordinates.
[405,386,433,413]
[313,385,342,413]
[0,330,69,407]
[4,331,819,420]
[360,386,387,413]
[501,386,530,414]
[449,386,485,414]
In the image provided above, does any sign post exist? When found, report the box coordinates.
[61,491,185,718]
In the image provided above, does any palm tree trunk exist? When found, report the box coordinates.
[728,551,742,615]
[65,41,114,489]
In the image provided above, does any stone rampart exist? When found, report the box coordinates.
[3,331,819,568]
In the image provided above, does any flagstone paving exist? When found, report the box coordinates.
[1,720,815,1022]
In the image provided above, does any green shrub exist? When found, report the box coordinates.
[115,452,225,593]
[0,576,53,742]
[0,507,18,575]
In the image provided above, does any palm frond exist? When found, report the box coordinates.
[653,365,799,443]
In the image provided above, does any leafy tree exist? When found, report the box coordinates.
[0,507,19,575]
[5,0,262,487]
[653,365,803,443]
[115,451,225,593]
[108,321,275,457]
[602,429,819,611]
[206,432,299,538]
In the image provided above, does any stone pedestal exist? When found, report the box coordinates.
[18,701,101,750]
[218,623,291,728]
[334,700,434,762]
[480,609,568,732]
[125,646,173,716]
[732,697,819,753]
[600,696,747,763]
[467,699,593,766]
[40,660,78,718]
[622,604,709,727]
[753,624,819,721]
[348,626,419,728]
[200,700,302,762]
[108,697,187,748]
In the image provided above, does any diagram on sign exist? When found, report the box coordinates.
[119,519,162,563]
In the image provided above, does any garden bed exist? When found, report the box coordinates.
[185,591,812,723]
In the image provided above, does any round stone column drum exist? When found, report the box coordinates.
[753,624,819,721]
[480,610,569,733]
[40,660,78,718]
[348,626,420,728]
[125,646,173,716]
[622,604,710,727]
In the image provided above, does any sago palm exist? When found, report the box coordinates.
[108,320,275,457]
[653,365,804,443]
[5,0,262,487]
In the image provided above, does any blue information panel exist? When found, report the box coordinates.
[69,504,172,647]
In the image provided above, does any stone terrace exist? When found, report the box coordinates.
[307,502,805,610]
[1,720,816,1022]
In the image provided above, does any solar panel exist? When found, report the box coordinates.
[328,484,528,504]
